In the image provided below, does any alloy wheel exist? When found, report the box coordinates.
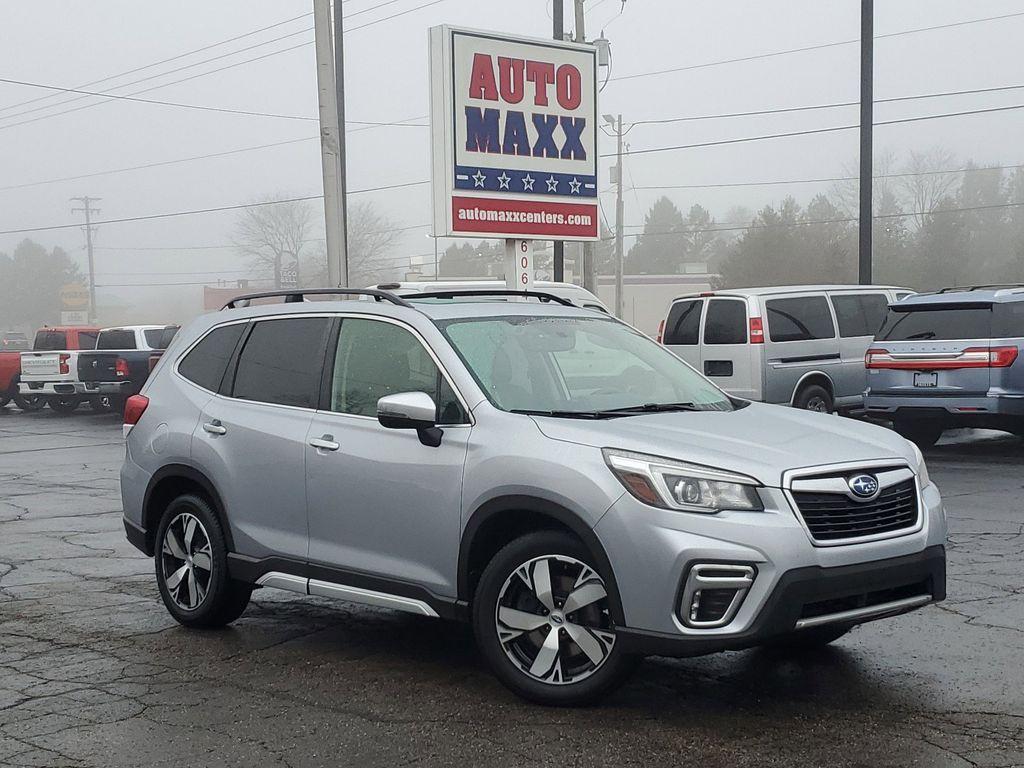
[806,396,829,413]
[160,512,214,611]
[495,554,616,685]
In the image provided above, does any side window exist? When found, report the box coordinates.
[330,318,465,423]
[831,294,888,338]
[232,318,330,408]
[78,331,98,350]
[178,324,246,392]
[766,296,836,342]
[703,299,747,345]
[663,300,702,345]
[995,302,1024,338]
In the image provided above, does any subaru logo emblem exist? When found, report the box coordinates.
[848,474,879,499]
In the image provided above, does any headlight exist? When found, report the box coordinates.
[911,443,931,488]
[603,449,763,513]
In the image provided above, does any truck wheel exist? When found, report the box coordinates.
[0,394,9,408]
[90,395,124,414]
[894,419,943,448]
[472,530,638,706]
[47,396,82,414]
[155,494,252,628]
[794,384,833,413]
[14,394,45,411]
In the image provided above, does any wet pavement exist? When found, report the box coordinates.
[1,407,1022,767]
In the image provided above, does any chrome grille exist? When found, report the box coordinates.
[792,478,918,542]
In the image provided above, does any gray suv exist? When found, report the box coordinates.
[865,285,1024,446]
[121,288,947,705]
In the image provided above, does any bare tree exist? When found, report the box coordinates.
[295,201,405,288]
[898,147,959,231]
[830,150,899,217]
[234,197,315,288]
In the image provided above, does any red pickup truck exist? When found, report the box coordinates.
[0,326,100,411]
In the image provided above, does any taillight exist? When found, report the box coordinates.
[989,346,1020,368]
[866,346,1019,370]
[123,394,149,434]
[115,358,130,378]
[749,317,764,344]
[656,319,665,344]
[58,353,70,375]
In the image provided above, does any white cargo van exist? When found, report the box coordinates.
[659,285,913,412]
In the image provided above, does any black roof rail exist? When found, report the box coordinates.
[936,283,1024,294]
[220,288,413,310]
[408,289,576,307]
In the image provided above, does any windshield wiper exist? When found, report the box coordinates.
[601,402,700,414]
[903,331,937,340]
[510,408,622,419]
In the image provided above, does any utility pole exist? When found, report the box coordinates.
[313,0,347,287]
[612,115,625,319]
[859,0,873,285]
[70,196,100,322]
[551,0,565,282]
[574,0,598,294]
[332,0,350,285]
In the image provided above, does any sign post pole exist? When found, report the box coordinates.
[504,239,534,295]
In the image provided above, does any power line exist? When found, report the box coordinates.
[630,83,1024,126]
[608,102,1024,159]
[609,10,1024,84]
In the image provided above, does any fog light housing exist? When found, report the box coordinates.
[679,564,755,628]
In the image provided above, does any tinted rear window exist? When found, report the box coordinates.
[78,331,98,350]
[766,296,835,342]
[703,299,747,345]
[878,306,992,341]
[144,327,179,349]
[663,300,702,345]
[831,293,889,338]
[178,324,246,392]
[97,330,137,350]
[33,331,67,350]
[231,318,330,408]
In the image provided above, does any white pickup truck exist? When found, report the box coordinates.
[18,326,100,412]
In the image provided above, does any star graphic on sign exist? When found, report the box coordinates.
[545,175,559,192]
[521,174,535,191]
[568,177,582,194]
[472,170,486,188]
[497,172,511,190]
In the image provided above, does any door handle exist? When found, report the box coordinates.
[203,420,227,435]
[309,435,340,451]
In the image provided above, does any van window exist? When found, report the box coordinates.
[232,318,331,409]
[878,306,992,341]
[766,296,835,342]
[97,329,137,350]
[178,324,246,392]
[703,299,747,345]
[663,300,702,345]
[831,294,889,338]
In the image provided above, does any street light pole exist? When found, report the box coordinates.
[552,0,565,282]
[332,0,350,286]
[859,0,873,285]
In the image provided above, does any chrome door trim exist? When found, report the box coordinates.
[256,572,308,594]
[308,579,439,617]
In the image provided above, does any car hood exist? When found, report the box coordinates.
[530,402,915,487]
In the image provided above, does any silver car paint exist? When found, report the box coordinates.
[122,299,943,637]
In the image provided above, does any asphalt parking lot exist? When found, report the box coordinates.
[1,407,1022,768]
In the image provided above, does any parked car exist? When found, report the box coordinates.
[864,285,1024,446]
[373,280,610,313]
[78,325,179,413]
[18,326,100,412]
[659,285,913,413]
[122,288,945,706]
[1,331,30,351]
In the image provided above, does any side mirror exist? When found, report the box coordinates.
[377,392,443,447]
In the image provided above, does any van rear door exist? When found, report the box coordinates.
[700,297,757,399]
[867,303,995,398]
[661,298,704,371]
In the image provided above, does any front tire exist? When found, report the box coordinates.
[154,494,251,628]
[472,530,637,706]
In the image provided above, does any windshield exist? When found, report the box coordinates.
[438,315,733,415]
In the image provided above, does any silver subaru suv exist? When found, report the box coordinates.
[121,288,946,705]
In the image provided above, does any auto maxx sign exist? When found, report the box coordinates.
[429,26,599,241]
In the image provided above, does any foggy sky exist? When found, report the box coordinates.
[1,0,1022,319]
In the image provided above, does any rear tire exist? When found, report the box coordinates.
[762,625,851,651]
[794,384,833,413]
[894,419,943,448]
[154,493,251,628]
[0,394,9,408]
[472,530,638,706]
[90,395,124,414]
[14,393,45,411]
[47,395,82,414]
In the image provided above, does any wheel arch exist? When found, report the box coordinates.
[458,495,625,625]
[142,464,233,556]
[790,370,835,406]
